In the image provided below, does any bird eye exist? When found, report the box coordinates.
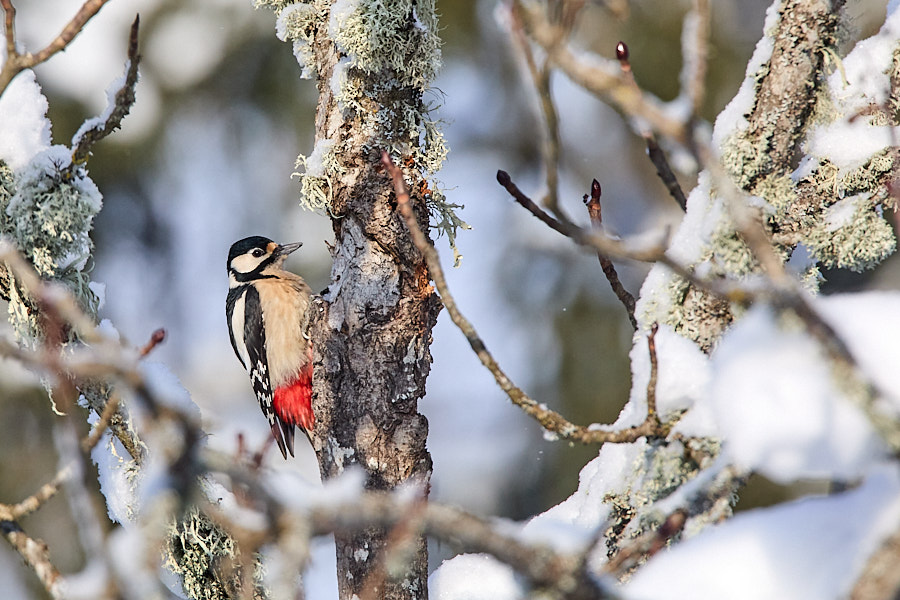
[252,249,265,258]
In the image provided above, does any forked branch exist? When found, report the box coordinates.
[385,151,668,445]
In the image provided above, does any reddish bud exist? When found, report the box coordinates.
[615,41,629,62]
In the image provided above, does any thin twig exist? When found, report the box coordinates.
[0,520,63,599]
[81,391,122,453]
[584,178,637,329]
[603,508,686,575]
[646,322,659,422]
[1,0,15,59]
[139,328,167,358]
[514,0,688,144]
[616,41,688,211]
[385,152,665,445]
[681,0,711,120]
[497,168,755,308]
[0,0,112,95]
[509,5,567,222]
[5,466,72,520]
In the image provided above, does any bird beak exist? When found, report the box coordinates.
[276,241,303,256]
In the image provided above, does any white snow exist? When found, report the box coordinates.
[709,305,887,483]
[610,324,710,430]
[816,292,900,411]
[528,440,648,532]
[622,465,900,600]
[429,554,523,600]
[807,121,900,172]
[823,195,861,231]
[90,421,139,524]
[303,137,336,177]
[710,0,781,150]
[0,69,52,171]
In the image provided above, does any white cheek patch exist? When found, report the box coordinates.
[231,293,250,369]
[231,253,265,274]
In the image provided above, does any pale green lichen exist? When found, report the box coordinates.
[428,188,469,267]
[0,155,101,342]
[603,440,709,563]
[330,0,441,90]
[814,151,896,201]
[164,507,266,600]
[271,1,331,78]
[293,140,343,211]
[805,194,895,272]
[263,0,463,259]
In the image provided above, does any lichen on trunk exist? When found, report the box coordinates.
[257,0,448,597]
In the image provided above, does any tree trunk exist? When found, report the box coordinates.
[306,3,442,598]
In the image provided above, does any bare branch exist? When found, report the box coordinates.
[496,168,753,306]
[0,242,146,460]
[6,466,72,520]
[513,0,688,143]
[583,178,637,329]
[509,4,565,221]
[0,520,63,599]
[0,0,112,96]
[681,0,710,121]
[386,152,666,445]
[615,41,688,211]
[645,322,659,422]
[1,0,15,59]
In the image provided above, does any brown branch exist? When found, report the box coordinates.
[615,41,688,211]
[1,0,15,59]
[69,15,141,168]
[307,494,605,598]
[852,525,900,600]
[646,322,659,422]
[5,466,72,520]
[0,519,62,599]
[0,242,146,461]
[0,0,112,96]
[603,509,686,575]
[205,450,611,598]
[513,0,688,144]
[509,5,565,221]
[682,0,710,120]
[584,178,637,329]
[386,152,664,445]
[496,168,753,307]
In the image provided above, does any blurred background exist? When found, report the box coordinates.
[0,0,893,596]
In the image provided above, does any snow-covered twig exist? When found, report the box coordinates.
[69,15,141,168]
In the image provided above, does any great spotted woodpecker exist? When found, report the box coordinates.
[226,236,313,459]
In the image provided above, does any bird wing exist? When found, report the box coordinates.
[243,286,293,459]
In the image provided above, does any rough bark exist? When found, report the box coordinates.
[307,6,441,600]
